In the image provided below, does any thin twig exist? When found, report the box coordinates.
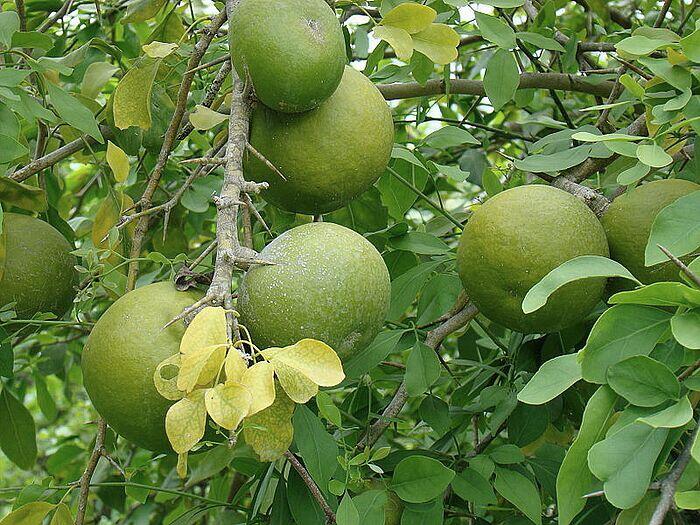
[285,451,336,524]
[658,245,700,288]
[75,419,107,525]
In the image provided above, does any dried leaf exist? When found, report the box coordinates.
[165,390,207,454]
[240,361,275,415]
[205,382,252,430]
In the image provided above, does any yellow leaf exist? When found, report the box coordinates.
[189,104,228,131]
[412,23,460,65]
[205,382,252,430]
[382,3,436,34]
[106,141,130,182]
[225,350,248,383]
[243,386,295,462]
[50,503,73,525]
[177,344,226,392]
[165,390,207,454]
[240,361,275,415]
[113,56,160,130]
[0,502,55,525]
[181,306,228,355]
[372,25,413,62]
[142,41,178,58]
[154,354,185,401]
[271,359,318,403]
[177,452,188,479]
[263,339,345,387]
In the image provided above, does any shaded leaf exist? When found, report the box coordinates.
[391,456,455,503]
[645,190,700,266]
[0,388,37,470]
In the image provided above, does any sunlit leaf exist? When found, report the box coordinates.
[412,24,460,65]
[106,141,130,182]
[381,3,436,34]
[113,56,160,130]
[262,339,345,387]
[205,382,252,430]
[142,41,178,58]
[189,104,228,131]
[243,385,295,462]
[165,390,207,454]
[372,25,413,61]
[154,354,185,401]
[225,350,248,383]
[240,361,275,415]
[271,359,318,403]
[0,501,54,525]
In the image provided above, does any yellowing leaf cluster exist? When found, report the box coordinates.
[153,307,345,475]
[371,3,460,64]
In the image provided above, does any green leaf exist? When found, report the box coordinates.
[11,31,53,51]
[293,406,338,495]
[516,32,565,51]
[106,141,130,182]
[645,190,700,266]
[610,282,700,308]
[484,49,520,111]
[557,386,617,525]
[636,143,673,168]
[381,3,436,34]
[0,501,54,525]
[422,125,480,147]
[315,391,341,427]
[336,493,360,525]
[81,62,119,99]
[518,353,581,405]
[615,35,670,57]
[389,232,449,255]
[121,0,166,24]
[189,105,228,131]
[675,491,700,510]
[475,12,516,49]
[481,168,503,196]
[617,162,651,185]
[405,342,442,397]
[388,260,442,320]
[680,26,700,62]
[490,444,524,464]
[522,255,640,314]
[46,82,103,142]
[412,23,460,65]
[113,57,160,130]
[671,309,700,349]
[0,388,37,470]
[372,25,413,61]
[606,356,680,407]
[451,467,497,505]
[343,329,406,379]
[493,467,542,525]
[0,134,28,164]
[0,70,31,88]
[637,396,693,428]
[50,503,73,525]
[588,423,668,509]
[353,490,386,525]
[391,456,455,503]
[515,145,591,173]
[572,132,642,142]
[0,178,47,212]
[580,305,672,383]
[0,11,19,48]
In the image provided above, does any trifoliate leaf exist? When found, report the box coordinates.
[113,56,160,130]
[240,361,276,415]
[372,26,413,61]
[205,382,252,430]
[243,386,295,462]
[412,24,460,65]
[154,354,185,401]
[189,104,228,131]
[177,344,226,393]
[142,41,178,58]
[106,141,130,182]
[165,390,207,454]
[381,3,436,34]
[271,359,319,403]
[263,339,345,387]
[225,350,248,383]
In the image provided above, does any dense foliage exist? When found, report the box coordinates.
[0,0,699,524]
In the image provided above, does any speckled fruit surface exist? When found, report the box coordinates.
[457,185,610,334]
[0,213,77,318]
[238,222,390,361]
[81,282,203,451]
[602,179,699,284]
[245,66,394,215]
[229,0,345,113]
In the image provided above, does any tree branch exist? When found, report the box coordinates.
[285,451,336,524]
[75,419,107,525]
[378,73,615,100]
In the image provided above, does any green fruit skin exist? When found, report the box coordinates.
[457,186,610,334]
[229,0,346,113]
[238,222,390,361]
[245,66,394,215]
[602,179,700,285]
[82,282,203,451]
[0,213,77,318]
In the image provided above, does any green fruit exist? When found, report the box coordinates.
[457,186,609,334]
[0,213,77,318]
[238,222,390,361]
[229,0,345,113]
[245,66,394,214]
[601,179,700,284]
[82,282,202,451]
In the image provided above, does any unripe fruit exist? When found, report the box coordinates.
[238,222,390,361]
[457,186,609,333]
[0,213,77,318]
[229,0,346,113]
[601,179,700,284]
[81,282,203,451]
[245,66,394,215]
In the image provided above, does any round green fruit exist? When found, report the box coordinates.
[238,222,390,361]
[601,178,699,284]
[81,282,203,451]
[457,185,609,334]
[245,66,394,215]
[0,213,77,318]
[229,0,345,113]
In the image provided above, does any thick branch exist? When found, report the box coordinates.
[357,303,479,449]
[378,73,615,100]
